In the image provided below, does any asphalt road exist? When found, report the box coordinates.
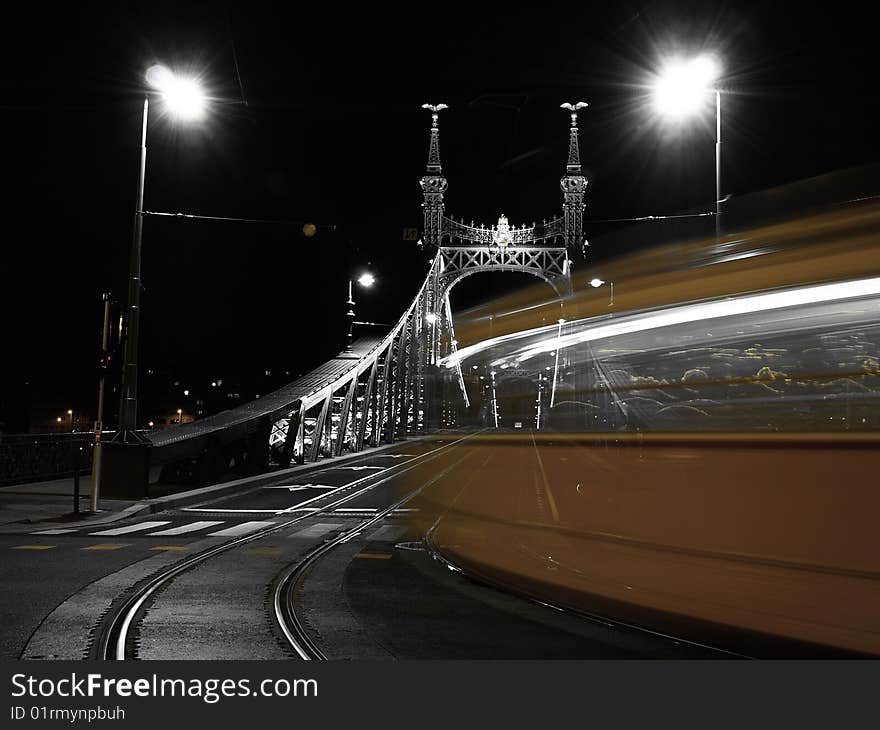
[0,434,739,660]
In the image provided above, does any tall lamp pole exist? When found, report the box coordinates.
[114,65,206,443]
[116,97,149,441]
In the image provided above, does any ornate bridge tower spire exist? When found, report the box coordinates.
[560,102,588,252]
[420,103,448,249]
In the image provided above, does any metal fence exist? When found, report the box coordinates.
[0,432,98,486]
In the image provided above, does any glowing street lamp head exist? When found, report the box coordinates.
[146,64,207,121]
[652,54,720,118]
[356,272,376,288]
[589,278,605,288]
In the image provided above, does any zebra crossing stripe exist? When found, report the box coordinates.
[147,521,225,536]
[207,521,276,537]
[90,521,171,536]
[288,522,343,539]
[31,528,79,535]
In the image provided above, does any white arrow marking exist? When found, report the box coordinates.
[335,466,385,471]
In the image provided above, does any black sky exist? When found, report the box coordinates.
[2,1,879,395]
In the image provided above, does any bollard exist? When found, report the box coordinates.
[73,442,82,515]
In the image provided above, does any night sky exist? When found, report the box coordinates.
[2,1,879,420]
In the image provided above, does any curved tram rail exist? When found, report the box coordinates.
[96,435,474,660]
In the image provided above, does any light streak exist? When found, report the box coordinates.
[441,276,880,369]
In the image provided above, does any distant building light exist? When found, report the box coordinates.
[211,381,217,387]
[183,389,189,396]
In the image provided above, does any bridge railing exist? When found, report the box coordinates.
[0,432,98,486]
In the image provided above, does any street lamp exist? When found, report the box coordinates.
[176,408,183,425]
[652,54,723,237]
[115,65,207,443]
[67,409,74,432]
[589,277,614,306]
[346,271,376,352]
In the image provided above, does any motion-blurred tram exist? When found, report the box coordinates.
[412,199,880,656]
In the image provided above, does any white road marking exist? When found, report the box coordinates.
[90,521,171,536]
[182,508,281,513]
[332,508,418,514]
[373,454,414,459]
[207,521,276,537]
[264,484,337,491]
[288,522,344,539]
[147,521,225,536]
[334,466,385,471]
[31,528,79,535]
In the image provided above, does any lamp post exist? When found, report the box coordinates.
[346,272,376,352]
[115,65,206,442]
[652,55,723,237]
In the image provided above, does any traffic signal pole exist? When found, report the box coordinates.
[90,292,112,513]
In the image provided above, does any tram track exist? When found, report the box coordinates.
[271,434,744,660]
[272,448,476,659]
[95,434,477,660]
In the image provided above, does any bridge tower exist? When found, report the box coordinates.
[417,101,589,427]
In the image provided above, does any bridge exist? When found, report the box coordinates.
[5,105,880,662]
[99,102,590,496]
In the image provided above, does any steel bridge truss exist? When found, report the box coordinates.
[268,255,456,464]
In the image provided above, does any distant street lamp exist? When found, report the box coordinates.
[115,64,207,443]
[67,409,74,432]
[652,54,723,237]
[176,408,183,425]
[346,271,376,352]
[589,277,614,307]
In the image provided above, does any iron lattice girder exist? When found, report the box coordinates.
[438,245,570,294]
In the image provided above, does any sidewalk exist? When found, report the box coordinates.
[0,476,137,530]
